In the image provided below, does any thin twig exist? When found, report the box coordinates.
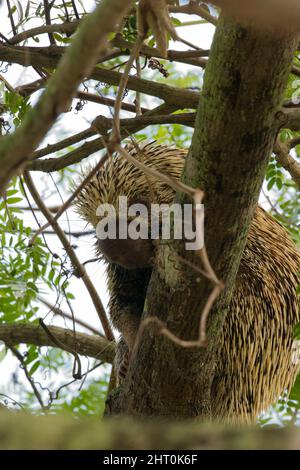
[0,73,16,93]
[33,229,95,237]
[38,296,103,337]
[8,344,47,410]
[52,361,103,402]
[71,0,80,20]
[39,319,82,379]
[18,205,60,212]
[77,91,149,114]
[169,2,218,26]
[262,189,295,225]
[111,36,143,146]
[6,0,17,35]
[43,0,56,45]
[135,56,142,116]
[29,153,109,243]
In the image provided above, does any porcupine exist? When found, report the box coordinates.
[75,141,300,422]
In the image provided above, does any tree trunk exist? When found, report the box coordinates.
[110,16,298,418]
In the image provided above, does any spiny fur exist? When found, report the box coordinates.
[75,141,300,423]
[75,142,186,228]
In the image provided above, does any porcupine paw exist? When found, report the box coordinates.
[118,351,131,380]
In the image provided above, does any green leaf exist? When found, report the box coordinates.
[267,177,276,191]
[276,177,283,190]
[28,360,40,376]
[293,321,300,338]
[53,33,63,42]
[9,5,17,15]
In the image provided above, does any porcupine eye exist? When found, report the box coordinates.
[97,215,154,270]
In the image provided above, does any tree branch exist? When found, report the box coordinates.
[29,152,110,243]
[280,107,300,131]
[28,103,180,171]
[274,139,300,188]
[9,20,81,44]
[9,23,209,67]
[169,2,218,26]
[16,78,150,113]
[28,105,300,173]
[0,43,200,109]
[90,68,200,109]
[111,35,209,67]
[0,324,115,362]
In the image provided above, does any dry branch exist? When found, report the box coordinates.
[274,139,300,188]
[91,67,199,108]
[111,37,143,146]
[8,21,209,66]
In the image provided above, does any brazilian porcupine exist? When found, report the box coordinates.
[75,141,300,422]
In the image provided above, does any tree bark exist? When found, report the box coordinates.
[0,324,115,363]
[111,16,298,418]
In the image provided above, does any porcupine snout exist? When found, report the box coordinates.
[97,215,154,269]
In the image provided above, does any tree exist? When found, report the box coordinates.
[0,0,300,447]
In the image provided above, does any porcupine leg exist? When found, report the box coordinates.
[107,263,152,380]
